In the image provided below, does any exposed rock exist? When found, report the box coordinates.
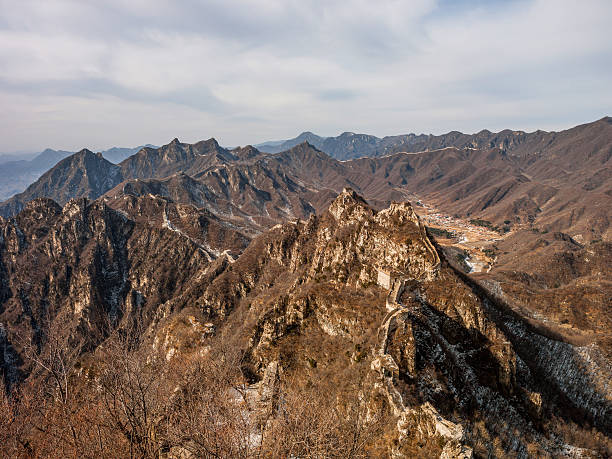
[0,187,610,457]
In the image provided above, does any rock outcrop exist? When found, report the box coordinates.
[0,195,249,388]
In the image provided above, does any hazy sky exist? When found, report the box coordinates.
[0,0,611,153]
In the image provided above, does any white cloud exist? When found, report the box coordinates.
[0,0,610,152]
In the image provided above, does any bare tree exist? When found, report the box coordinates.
[163,342,258,458]
[261,373,387,459]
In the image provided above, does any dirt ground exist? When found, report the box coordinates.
[408,194,509,272]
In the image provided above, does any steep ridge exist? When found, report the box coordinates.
[173,189,611,456]
[105,144,325,232]
[0,150,123,218]
[0,195,249,389]
[119,137,233,179]
[471,231,612,355]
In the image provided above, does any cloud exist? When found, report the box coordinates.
[0,0,610,152]
[316,88,359,101]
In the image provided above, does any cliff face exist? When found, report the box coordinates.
[0,196,249,388]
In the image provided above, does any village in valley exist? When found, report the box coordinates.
[407,195,509,273]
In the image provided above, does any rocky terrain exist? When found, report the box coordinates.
[0,196,249,384]
[0,189,610,457]
[0,117,610,457]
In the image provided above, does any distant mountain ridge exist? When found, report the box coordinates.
[98,144,157,163]
[0,148,74,201]
[258,117,612,161]
[0,152,38,164]
[1,117,610,242]
[256,131,327,153]
[0,150,124,217]
[0,144,156,201]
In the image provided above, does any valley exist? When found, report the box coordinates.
[409,195,506,273]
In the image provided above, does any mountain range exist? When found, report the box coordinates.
[1,189,610,457]
[2,117,611,241]
[0,117,610,457]
[0,145,156,201]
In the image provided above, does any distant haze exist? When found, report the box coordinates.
[0,0,611,154]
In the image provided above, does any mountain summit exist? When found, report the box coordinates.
[0,149,123,217]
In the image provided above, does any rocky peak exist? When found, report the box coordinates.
[244,190,440,286]
[215,191,609,457]
[73,148,94,157]
[23,197,62,216]
[233,145,260,160]
[1,198,63,255]
[294,132,325,145]
[15,198,63,238]
[285,140,319,154]
[61,197,90,218]
[191,138,222,156]
[375,201,419,228]
[118,137,230,181]
[327,187,373,222]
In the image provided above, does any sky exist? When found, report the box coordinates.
[0,0,611,153]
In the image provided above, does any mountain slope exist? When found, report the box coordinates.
[118,138,233,179]
[0,145,156,201]
[0,195,249,387]
[219,190,611,456]
[2,190,609,456]
[0,150,124,217]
